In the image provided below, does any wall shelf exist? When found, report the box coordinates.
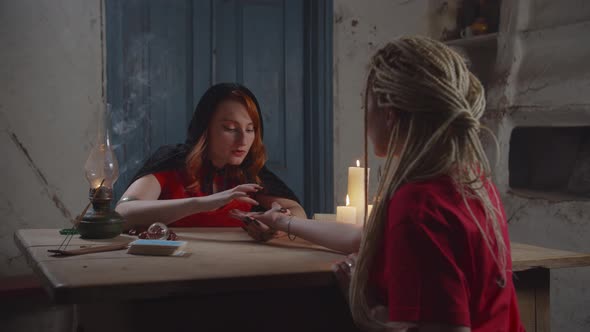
[445,32,498,48]
[430,0,501,89]
[445,32,498,89]
[508,188,590,203]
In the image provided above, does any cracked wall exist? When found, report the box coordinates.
[0,0,103,277]
[486,1,590,331]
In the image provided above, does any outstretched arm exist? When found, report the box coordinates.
[233,202,362,254]
[116,175,260,229]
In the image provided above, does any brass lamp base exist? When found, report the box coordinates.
[78,206,125,239]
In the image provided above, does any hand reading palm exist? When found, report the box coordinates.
[230,202,291,242]
[201,184,262,211]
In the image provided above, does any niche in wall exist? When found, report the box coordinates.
[509,126,590,200]
[431,0,501,42]
[430,0,502,90]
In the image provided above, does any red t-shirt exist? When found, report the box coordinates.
[370,176,525,331]
[153,170,252,227]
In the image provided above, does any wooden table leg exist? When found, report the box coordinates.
[514,268,550,332]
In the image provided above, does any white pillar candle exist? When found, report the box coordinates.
[336,195,357,224]
[348,160,370,225]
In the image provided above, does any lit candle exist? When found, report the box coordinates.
[348,160,370,225]
[336,195,357,224]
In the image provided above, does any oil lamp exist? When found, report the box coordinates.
[77,102,125,239]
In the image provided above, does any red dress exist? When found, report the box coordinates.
[370,176,525,331]
[153,170,252,227]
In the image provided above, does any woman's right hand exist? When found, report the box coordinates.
[198,183,262,211]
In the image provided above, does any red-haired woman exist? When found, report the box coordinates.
[116,83,304,231]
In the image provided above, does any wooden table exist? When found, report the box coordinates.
[15,228,355,332]
[510,242,590,332]
[15,228,590,332]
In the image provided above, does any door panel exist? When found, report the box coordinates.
[106,0,194,199]
[214,0,304,200]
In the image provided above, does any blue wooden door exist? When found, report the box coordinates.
[107,0,196,199]
[107,0,333,213]
[213,0,305,200]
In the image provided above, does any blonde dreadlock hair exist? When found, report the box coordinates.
[350,36,506,330]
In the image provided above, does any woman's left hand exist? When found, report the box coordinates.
[333,253,357,303]
[231,202,291,229]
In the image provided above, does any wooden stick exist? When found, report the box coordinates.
[48,242,129,256]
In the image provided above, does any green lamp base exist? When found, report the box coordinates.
[78,207,125,239]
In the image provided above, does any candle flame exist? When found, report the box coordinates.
[91,179,104,189]
[346,194,350,206]
[356,160,360,167]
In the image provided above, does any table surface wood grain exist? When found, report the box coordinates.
[14,228,590,304]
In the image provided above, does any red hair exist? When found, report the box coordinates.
[185,90,266,191]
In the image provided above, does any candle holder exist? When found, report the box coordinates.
[78,102,125,239]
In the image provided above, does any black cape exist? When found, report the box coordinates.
[129,83,300,204]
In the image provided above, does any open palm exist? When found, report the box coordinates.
[199,183,262,211]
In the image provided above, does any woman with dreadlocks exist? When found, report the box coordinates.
[115,83,304,233]
[233,37,524,331]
